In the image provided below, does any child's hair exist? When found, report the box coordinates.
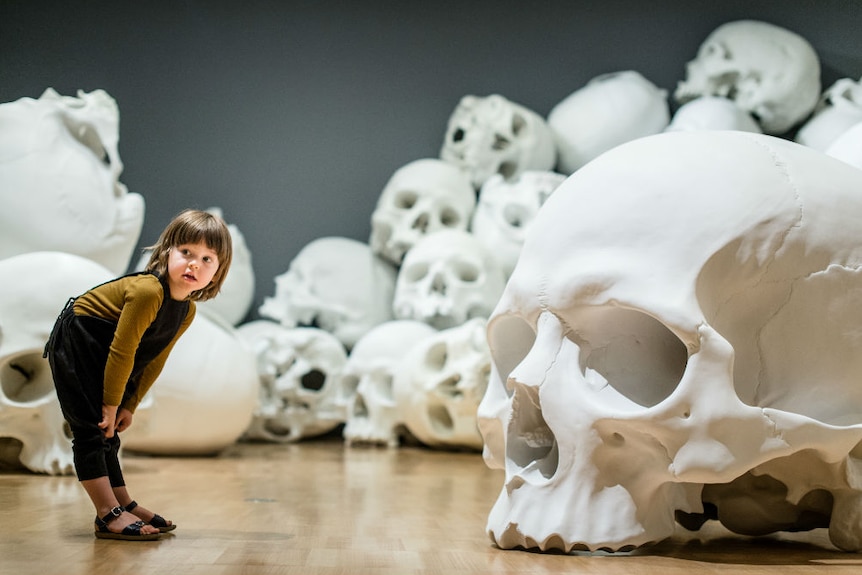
[144,209,233,301]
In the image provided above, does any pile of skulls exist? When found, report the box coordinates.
[4,16,862,555]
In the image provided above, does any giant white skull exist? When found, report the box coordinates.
[478,130,862,553]
[548,71,670,174]
[369,158,476,266]
[259,237,396,349]
[394,318,490,451]
[470,170,567,279]
[796,76,862,152]
[393,229,505,330]
[236,321,347,443]
[122,311,259,455]
[0,252,112,474]
[441,94,556,188]
[825,120,862,171]
[665,96,762,134]
[0,89,144,275]
[339,320,437,447]
[675,20,821,135]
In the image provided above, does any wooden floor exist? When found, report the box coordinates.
[2,437,861,575]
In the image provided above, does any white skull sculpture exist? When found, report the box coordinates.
[339,320,437,447]
[236,321,347,443]
[259,237,396,349]
[825,121,862,171]
[795,76,862,152]
[393,229,505,330]
[370,158,476,266]
[0,252,113,474]
[478,130,862,553]
[548,71,670,174]
[394,318,490,451]
[122,311,259,455]
[440,94,556,188]
[470,170,567,279]
[674,20,821,135]
[0,88,144,275]
[665,96,762,133]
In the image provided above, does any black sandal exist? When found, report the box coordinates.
[94,506,160,541]
[126,500,177,533]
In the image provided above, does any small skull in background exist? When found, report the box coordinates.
[795,76,862,152]
[0,88,144,276]
[548,70,670,174]
[237,320,347,443]
[441,94,556,188]
[259,237,396,350]
[369,158,476,267]
[470,170,567,279]
[338,320,437,447]
[394,318,490,451]
[0,252,113,474]
[675,20,821,135]
[665,96,762,133]
[393,229,505,330]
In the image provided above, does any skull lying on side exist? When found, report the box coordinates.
[441,94,556,188]
[394,318,490,451]
[478,130,862,553]
[0,252,112,474]
[674,20,820,135]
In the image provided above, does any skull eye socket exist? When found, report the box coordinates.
[573,307,688,408]
[339,374,360,397]
[452,260,480,283]
[394,190,418,210]
[403,262,429,283]
[425,342,448,371]
[439,207,460,227]
[511,113,526,137]
[300,369,326,391]
[451,127,465,143]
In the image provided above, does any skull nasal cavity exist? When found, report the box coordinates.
[300,369,326,391]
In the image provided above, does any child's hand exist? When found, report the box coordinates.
[99,404,118,438]
[115,408,134,433]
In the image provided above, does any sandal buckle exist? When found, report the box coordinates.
[110,505,123,517]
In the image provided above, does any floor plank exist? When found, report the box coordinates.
[1,438,860,574]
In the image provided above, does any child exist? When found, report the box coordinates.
[44,209,233,541]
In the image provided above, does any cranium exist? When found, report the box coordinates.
[470,170,567,279]
[0,88,144,275]
[369,158,476,266]
[665,96,762,133]
[675,20,820,135]
[548,70,669,174]
[825,120,862,171]
[259,237,396,349]
[394,318,490,451]
[0,252,112,474]
[796,76,862,151]
[441,94,556,188]
[236,320,347,443]
[478,130,862,553]
[122,311,259,455]
[338,320,437,447]
[393,229,505,330]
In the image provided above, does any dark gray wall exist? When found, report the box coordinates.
[2,1,861,321]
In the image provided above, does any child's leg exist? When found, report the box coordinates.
[107,434,175,531]
[80,477,160,536]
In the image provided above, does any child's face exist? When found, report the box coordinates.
[166,242,220,300]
